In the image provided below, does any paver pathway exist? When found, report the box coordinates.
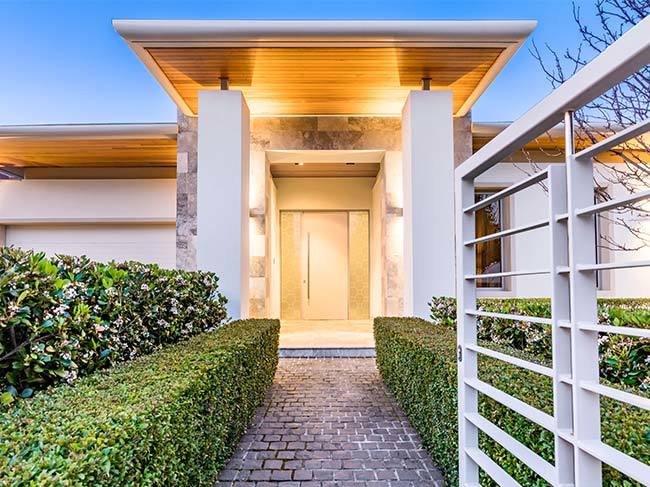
[216,358,444,486]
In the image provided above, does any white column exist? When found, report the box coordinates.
[402,90,455,317]
[197,90,250,319]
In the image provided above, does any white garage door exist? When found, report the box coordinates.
[6,224,176,268]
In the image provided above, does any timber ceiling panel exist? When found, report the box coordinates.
[0,137,177,168]
[146,46,503,116]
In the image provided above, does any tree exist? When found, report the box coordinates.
[531,0,649,251]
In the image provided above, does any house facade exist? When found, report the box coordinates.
[1,21,647,320]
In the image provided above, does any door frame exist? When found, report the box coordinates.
[279,209,370,320]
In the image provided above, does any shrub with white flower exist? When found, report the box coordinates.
[0,247,228,405]
[429,296,649,389]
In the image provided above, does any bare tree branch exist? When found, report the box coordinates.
[529,0,650,251]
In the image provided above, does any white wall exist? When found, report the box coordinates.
[275,177,374,210]
[197,90,250,318]
[0,179,175,221]
[402,90,455,317]
[6,224,176,268]
[0,178,176,267]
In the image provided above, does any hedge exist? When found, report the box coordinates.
[374,317,650,487]
[430,297,649,389]
[0,318,280,486]
[1,247,227,402]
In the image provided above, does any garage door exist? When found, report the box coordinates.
[5,224,176,268]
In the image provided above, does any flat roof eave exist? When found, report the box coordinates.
[0,123,177,141]
[113,19,537,45]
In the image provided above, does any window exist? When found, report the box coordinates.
[475,192,505,288]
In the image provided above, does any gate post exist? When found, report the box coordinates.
[455,173,479,485]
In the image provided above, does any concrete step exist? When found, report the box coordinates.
[279,348,376,358]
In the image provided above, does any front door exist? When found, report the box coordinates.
[300,212,348,320]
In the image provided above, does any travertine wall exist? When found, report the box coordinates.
[381,152,404,315]
[454,112,473,167]
[250,116,401,151]
[176,110,198,270]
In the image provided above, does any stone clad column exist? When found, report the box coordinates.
[402,90,455,317]
[197,90,250,319]
[176,110,198,270]
[382,151,404,316]
[454,111,473,167]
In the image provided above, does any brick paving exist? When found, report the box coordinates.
[216,358,444,486]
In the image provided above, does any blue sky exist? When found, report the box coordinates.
[0,0,598,125]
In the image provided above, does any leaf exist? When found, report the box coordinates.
[0,392,14,405]
[19,388,33,398]
[16,289,29,305]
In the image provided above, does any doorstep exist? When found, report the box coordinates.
[279,319,374,349]
[279,347,376,358]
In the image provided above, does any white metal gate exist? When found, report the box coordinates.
[455,16,650,487]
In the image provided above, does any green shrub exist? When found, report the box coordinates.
[0,247,227,402]
[374,317,649,486]
[0,318,279,486]
[429,297,649,389]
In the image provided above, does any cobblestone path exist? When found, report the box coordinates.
[216,358,444,486]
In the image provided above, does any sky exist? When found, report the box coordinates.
[0,0,600,125]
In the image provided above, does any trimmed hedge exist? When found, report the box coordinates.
[0,318,280,486]
[1,247,227,401]
[430,297,650,389]
[375,317,650,487]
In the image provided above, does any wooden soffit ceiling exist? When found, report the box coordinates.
[114,20,536,117]
[0,124,177,168]
[145,46,503,116]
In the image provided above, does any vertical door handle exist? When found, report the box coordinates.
[307,232,311,301]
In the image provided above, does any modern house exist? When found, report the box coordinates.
[1,20,647,320]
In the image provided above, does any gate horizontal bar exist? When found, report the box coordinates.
[577,260,650,272]
[464,218,549,246]
[578,322,650,339]
[465,377,555,431]
[465,269,548,280]
[576,188,650,216]
[578,440,650,486]
[574,118,650,161]
[466,344,553,377]
[463,170,548,214]
[466,309,552,325]
[580,381,650,411]
[465,447,522,487]
[465,413,556,484]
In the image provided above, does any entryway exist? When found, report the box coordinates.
[279,209,370,321]
[301,212,349,320]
